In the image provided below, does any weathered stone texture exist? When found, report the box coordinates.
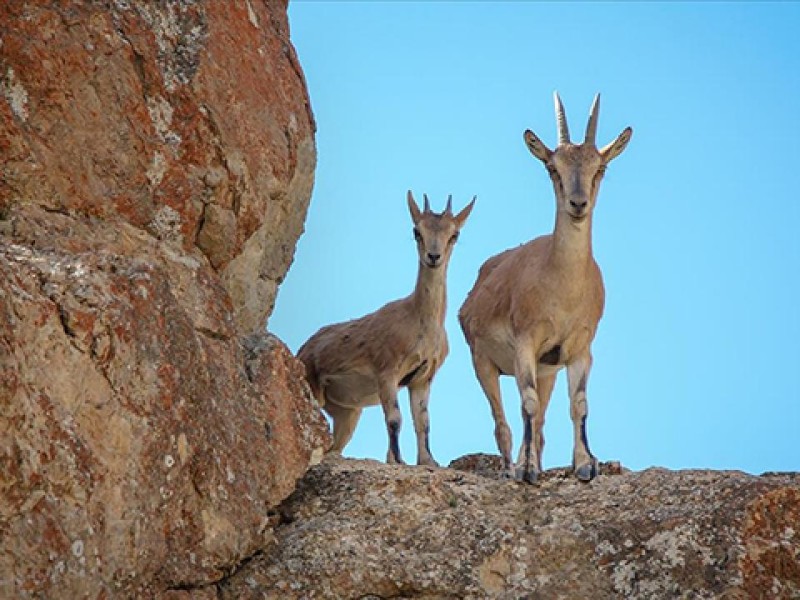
[3,2,798,599]
[0,208,330,598]
[0,1,327,597]
[0,0,315,332]
[217,455,800,599]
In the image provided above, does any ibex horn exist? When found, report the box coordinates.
[423,193,431,213]
[554,91,570,145]
[445,194,453,215]
[585,93,600,146]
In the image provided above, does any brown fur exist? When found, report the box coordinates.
[298,192,475,465]
[459,93,631,482]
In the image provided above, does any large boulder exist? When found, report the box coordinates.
[217,455,800,599]
[0,209,329,597]
[0,1,328,597]
[0,0,315,332]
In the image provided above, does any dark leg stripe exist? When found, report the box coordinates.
[580,415,593,457]
[389,420,402,461]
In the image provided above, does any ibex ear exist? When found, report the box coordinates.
[524,130,553,163]
[600,127,632,163]
[454,196,476,229]
[407,190,422,224]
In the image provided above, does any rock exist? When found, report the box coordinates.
[216,455,800,599]
[0,0,315,333]
[0,208,330,598]
[449,452,627,480]
[0,0,328,596]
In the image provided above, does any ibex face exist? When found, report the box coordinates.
[407,191,475,269]
[524,93,632,223]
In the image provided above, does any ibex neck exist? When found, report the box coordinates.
[412,262,448,325]
[550,210,594,270]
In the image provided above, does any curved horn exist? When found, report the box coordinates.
[445,194,453,215]
[585,93,600,146]
[423,193,431,213]
[554,91,570,145]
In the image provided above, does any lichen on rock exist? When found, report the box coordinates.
[215,456,800,599]
[0,1,325,597]
[0,0,315,333]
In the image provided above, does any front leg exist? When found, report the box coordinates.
[567,351,598,481]
[379,380,405,465]
[514,344,541,484]
[408,381,439,467]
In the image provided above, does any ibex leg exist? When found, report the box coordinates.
[409,381,439,467]
[379,381,405,465]
[567,352,598,481]
[324,401,363,454]
[471,350,514,479]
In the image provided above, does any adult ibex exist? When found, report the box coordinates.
[459,93,631,482]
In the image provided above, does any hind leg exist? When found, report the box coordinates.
[323,401,363,453]
[471,349,513,479]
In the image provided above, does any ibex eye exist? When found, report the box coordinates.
[450,232,459,244]
[413,228,422,241]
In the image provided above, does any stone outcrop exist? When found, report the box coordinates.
[0,209,330,597]
[0,1,328,598]
[0,0,315,332]
[217,455,800,599]
[3,2,799,599]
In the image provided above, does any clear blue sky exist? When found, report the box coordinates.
[271,2,800,474]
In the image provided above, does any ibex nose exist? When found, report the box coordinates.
[427,253,441,265]
[569,199,588,212]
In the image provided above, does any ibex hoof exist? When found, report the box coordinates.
[575,462,597,482]
[417,458,440,468]
[514,465,539,484]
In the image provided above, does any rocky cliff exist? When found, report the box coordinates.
[1,1,328,598]
[219,456,800,599]
[1,0,314,332]
[2,2,799,599]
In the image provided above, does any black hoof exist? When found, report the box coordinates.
[575,462,597,482]
[515,465,539,484]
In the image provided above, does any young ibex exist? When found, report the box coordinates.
[459,93,631,483]
[298,191,475,466]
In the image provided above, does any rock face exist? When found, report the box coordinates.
[0,209,330,597]
[0,1,328,598]
[0,0,315,332]
[218,455,800,599]
[3,2,799,599]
